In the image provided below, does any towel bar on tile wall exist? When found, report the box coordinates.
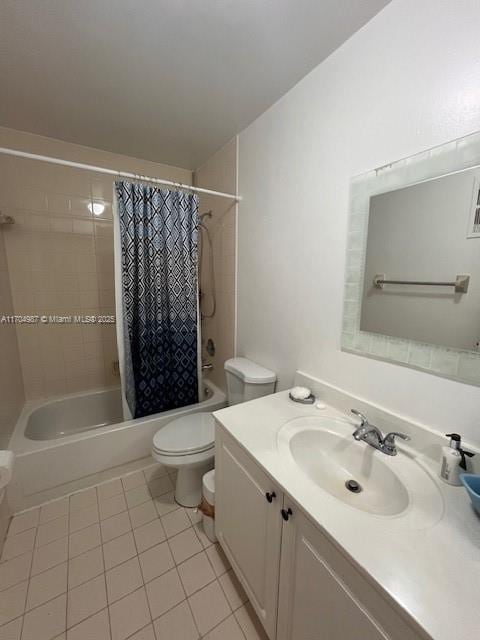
[373,273,470,294]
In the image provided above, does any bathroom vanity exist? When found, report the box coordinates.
[213,375,480,640]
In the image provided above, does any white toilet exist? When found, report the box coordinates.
[151,357,276,507]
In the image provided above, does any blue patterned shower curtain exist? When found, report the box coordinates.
[115,181,199,419]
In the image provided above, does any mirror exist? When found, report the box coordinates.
[360,168,479,351]
[342,131,480,385]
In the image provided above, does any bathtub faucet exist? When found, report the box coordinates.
[201,363,213,372]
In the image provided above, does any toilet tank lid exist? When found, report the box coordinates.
[224,358,276,384]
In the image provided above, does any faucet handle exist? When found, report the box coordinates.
[382,432,410,454]
[351,409,368,427]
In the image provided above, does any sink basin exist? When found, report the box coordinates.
[278,416,443,524]
[287,427,408,515]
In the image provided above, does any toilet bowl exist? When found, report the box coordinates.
[152,412,215,507]
[151,358,276,508]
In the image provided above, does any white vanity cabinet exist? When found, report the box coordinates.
[215,427,283,639]
[277,506,389,640]
[215,425,426,640]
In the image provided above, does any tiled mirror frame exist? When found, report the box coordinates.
[341,130,480,386]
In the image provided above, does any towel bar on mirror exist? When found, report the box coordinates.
[373,273,470,294]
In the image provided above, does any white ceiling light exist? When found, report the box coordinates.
[88,202,105,216]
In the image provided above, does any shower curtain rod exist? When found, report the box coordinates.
[0,147,241,201]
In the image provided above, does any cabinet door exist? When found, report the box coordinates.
[215,427,282,640]
[277,507,390,640]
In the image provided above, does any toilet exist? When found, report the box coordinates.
[151,357,276,507]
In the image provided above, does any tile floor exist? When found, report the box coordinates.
[0,464,268,640]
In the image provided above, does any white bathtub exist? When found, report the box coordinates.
[8,380,226,511]
[24,388,124,441]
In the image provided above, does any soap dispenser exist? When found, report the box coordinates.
[439,433,474,486]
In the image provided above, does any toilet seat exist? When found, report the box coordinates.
[152,412,215,457]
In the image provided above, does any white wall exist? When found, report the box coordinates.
[361,168,480,350]
[237,0,480,445]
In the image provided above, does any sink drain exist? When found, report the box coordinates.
[345,479,362,494]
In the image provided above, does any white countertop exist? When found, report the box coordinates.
[213,390,480,640]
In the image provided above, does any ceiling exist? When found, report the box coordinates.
[0,1,390,170]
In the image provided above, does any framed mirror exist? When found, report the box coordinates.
[342,131,480,385]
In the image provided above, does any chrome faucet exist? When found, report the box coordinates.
[351,409,410,456]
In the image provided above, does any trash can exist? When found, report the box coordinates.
[200,469,217,543]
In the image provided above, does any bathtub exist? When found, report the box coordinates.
[24,388,124,441]
[8,379,226,511]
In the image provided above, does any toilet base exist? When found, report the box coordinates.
[174,459,214,507]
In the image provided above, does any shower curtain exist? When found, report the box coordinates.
[114,181,199,419]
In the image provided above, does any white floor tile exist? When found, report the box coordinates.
[124,485,151,510]
[145,567,185,619]
[7,510,39,537]
[67,574,107,628]
[68,547,104,589]
[35,516,68,548]
[206,543,231,577]
[153,491,178,517]
[68,505,99,534]
[26,562,67,611]
[39,498,69,525]
[138,542,174,583]
[69,488,97,513]
[121,471,146,493]
[103,532,137,570]
[161,509,190,538]
[100,511,131,543]
[2,465,255,640]
[128,501,157,529]
[203,614,245,640]
[127,624,156,640]
[193,521,214,549]
[219,569,248,610]
[153,600,199,640]
[68,524,101,559]
[32,538,68,576]
[188,580,231,636]
[168,528,203,565]
[0,581,28,626]
[177,552,216,596]
[21,594,66,640]
[106,557,143,603]
[0,553,32,591]
[147,476,173,499]
[66,608,110,640]
[133,519,166,554]
[0,616,23,640]
[97,478,123,502]
[98,493,127,521]
[109,587,151,640]
[1,529,36,561]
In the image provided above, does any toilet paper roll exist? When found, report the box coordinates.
[0,450,15,490]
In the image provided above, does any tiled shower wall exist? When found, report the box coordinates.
[194,138,237,390]
[0,230,24,447]
[0,127,191,401]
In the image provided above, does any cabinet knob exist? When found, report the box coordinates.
[265,491,276,503]
[281,507,293,521]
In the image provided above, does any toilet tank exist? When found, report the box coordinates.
[224,358,276,406]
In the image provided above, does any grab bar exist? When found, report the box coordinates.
[373,273,470,294]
